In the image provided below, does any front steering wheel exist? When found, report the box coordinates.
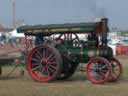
[57,33,80,47]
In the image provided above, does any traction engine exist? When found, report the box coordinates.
[17,18,122,84]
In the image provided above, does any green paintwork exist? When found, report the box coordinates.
[67,47,97,63]
[20,51,27,68]
[55,39,98,64]
[82,47,97,63]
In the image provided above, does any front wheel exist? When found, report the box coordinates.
[86,57,111,84]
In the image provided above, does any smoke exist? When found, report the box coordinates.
[86,0,106,18]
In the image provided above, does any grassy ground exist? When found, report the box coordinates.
[0,56,128,96]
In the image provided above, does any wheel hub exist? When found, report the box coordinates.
[95,68,100,73]
[41,58,47,65]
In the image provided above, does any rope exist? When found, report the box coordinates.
[2,58,26,78]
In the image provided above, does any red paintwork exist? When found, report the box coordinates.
[116,46,128,56]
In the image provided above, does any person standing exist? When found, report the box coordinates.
[35,35,44,45]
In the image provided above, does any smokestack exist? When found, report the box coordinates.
[101,18,109,46]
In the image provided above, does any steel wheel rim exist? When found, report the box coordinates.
[28,45,61,82]
[86,57,110,84]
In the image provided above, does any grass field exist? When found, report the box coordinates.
[0,56,128,96]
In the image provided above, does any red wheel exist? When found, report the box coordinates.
[28,45,62,82]
[108,58,122,82]
[86,57,111,84]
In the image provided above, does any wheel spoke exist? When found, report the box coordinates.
[49,56,56,62]
[41,67,47,75]
[36,51,42,59]
[42,48,46,58]
[101,69,108,73]
[48,67,55,75]
[94,62,98,67]
[38,66,42,73]
[32,65,41,71]
[32,58,40,63]
[35,54,41,59]
[100,65,107,70]
[99,70,105,79]
[97,74,103,80]
[112,71,117,76]
[32,62,40,66]
[46,67,50,76]
[45,48,49,57]
[47,53,54,61]
[47,61,56,65]
[49,65,56,71]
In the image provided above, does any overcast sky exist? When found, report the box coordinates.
[0,0,128,29]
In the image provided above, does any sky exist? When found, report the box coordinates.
[0,0,128,29]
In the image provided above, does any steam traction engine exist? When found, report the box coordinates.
[17,18,122,84]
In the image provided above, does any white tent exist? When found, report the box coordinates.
[9,29,24,37]
[0,32,1,36]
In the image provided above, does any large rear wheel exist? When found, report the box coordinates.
[28,45,62,82]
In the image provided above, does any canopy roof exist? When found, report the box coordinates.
[17,22,101,36]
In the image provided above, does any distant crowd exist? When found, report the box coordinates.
[0,32,21,46]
